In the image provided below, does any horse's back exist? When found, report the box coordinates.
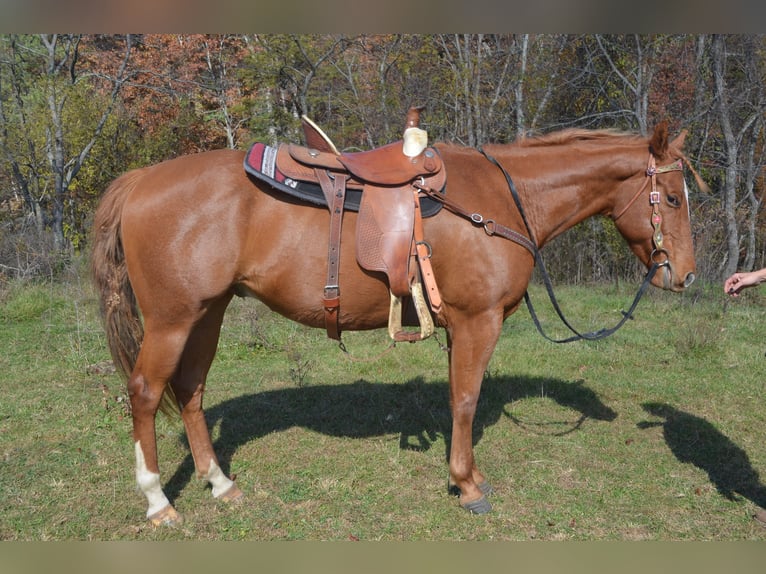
[118,148,391,329]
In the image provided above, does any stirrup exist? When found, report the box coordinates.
[388,280,435,342]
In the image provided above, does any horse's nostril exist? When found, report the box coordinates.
[684,272,696,288]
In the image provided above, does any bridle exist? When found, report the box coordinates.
[477,148,685,343]
[612,154,685,267]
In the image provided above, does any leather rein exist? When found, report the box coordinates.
[417,147,682,343]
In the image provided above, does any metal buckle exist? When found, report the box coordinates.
[324,285,339,299]
[415,241,433,259]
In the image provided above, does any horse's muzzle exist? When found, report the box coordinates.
[659,265,695,292]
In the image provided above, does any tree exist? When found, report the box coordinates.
[198,35,256,150]
[711,34,766,277]
[433,34,524,146]
[592,34,661,134]
[243,34,352,145]
[0,34,133,254]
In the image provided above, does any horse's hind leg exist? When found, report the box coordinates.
[129,322,193,526]
[170,294,244,504]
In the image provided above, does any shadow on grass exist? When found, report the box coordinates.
[164,374,617,501]
[639,402,766,509]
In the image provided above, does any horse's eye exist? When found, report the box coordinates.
[667,194,681,208]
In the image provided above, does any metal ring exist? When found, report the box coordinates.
[483,219,496,236]
[412,177,427,192]
[650,248,670,266]
[471,213,484,224]
[415,241,433,259]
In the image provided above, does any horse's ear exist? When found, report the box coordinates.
[649,121,669,157]
[670,129,688,151]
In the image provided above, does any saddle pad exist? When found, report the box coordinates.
[244,142,445,217]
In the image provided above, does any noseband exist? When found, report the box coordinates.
[612,154,684,266]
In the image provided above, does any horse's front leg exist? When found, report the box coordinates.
[446,311,503,514]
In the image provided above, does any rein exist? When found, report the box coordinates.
[480,147,674,343]
[419,147,674,344]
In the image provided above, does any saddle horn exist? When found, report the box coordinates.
[403,106,428,158]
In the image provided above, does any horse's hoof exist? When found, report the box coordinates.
[753,508,766,526]
[461,495,492,514]
[478,481,494,496]
[148,505,183,527]
[448,480,494,497]
[218,483,244,504]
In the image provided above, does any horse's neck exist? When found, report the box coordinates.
[500,146,630,247]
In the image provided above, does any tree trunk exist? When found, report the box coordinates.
[514,34,528,138]
[595,34,654,134]
[712,35,741,278]
[42,34,68,252]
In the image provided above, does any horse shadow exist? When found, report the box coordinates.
[638,402,766,509]
[163,374,617,501]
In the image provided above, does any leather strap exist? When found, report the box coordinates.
[412,187,442,314]
[316,169,348,340]
[416,184,535,255]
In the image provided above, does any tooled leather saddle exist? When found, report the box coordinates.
[244,107,447,343]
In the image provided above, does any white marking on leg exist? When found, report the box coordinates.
[135,441,171,518]
[205,459,235,498]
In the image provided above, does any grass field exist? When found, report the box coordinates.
[2,265,766,541]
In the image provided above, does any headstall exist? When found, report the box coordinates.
[613,154,684,266]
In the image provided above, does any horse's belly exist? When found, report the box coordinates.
[236,266,393,332]
[238,199,393,331]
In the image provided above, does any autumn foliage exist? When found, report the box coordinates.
[1,34,765,283]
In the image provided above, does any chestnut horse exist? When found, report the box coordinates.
[91,122,698,525]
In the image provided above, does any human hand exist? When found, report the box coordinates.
[724,270,764,296]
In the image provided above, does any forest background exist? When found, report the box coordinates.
[0,33,764,287]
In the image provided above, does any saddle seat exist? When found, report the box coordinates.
[283,140,443,187]
[294,111,441,185]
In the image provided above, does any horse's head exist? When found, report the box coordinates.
[612,122,700,292]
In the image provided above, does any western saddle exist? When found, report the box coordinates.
[260,107,447,343]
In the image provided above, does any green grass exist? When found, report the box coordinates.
[2,271,766,540]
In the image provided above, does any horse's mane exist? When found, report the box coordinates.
[435,126,709,193]
[436,128,644,153]
[515,128,642,147]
